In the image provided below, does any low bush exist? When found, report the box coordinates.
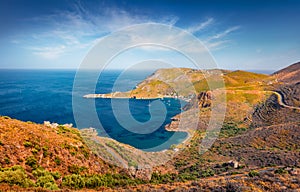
[42,146,49,157]
[36,175,59,190]
[33,167,61,180]
[62,173,144,189]
[248,170,259,177]
[4,157,10,164]
[31,148,39,154]
[25,156,38,169]
[23,141,33,148]
[51,171,61,180]
[54,157,61,165]
[274,167,288,174]
[68,164,87,174]
[62,174,85,189]
[220,123,246,138]
[0,166,34,187]
[36,175,54,186]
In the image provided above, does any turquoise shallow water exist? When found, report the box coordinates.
[0,69,187,151]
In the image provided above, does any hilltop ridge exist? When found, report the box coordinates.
[84,68,271,99]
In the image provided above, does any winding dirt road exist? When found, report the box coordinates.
[272,91,300,110]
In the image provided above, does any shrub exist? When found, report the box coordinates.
[33,167,49,178]
[275,167,288,174]
[51,171,61,180]
[62,174,85,189]
[85,175,104,188]
[36,175,59,190]
[42,146,49,157]
[25,156,37,169]
[61,173,144,189]
[68,165,87,174]
[0,140,3,146]
[33,168,60,190]
[4,157,10,164]
[54,157,61,165]
[82,149,90,158]
[177,173,197,181]
[34,144,41,151]
[33,167,61,181]
[220,123,246,138]
[150,173,176,184]
[1,165,23,171]
[200,168,215,177]
[44,182,59,190]
[32,148,39,154]
[36,175,55,186]
[23,141,33,147]
[0,166,34,187]
[248,170,259,177]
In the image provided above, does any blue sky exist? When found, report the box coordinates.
[0,0,299,71]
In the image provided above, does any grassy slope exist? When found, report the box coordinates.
[0,116,110,175]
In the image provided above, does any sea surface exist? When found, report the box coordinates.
[0,69,187,151]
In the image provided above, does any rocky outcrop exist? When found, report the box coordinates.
[183,91,212,111]
[197,91,212,108]
[166,91,212,132]
[127,166,153,181]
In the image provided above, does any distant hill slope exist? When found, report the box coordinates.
[85,68,271,99]
[273,62,300,84]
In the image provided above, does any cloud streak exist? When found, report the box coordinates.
[22,3,179,59]
[30,45,66,59]
[186,18,214,34]
[207,26,240,41]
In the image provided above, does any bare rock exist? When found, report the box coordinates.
[228,160,239,169]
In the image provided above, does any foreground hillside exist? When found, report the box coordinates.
[0,117,110,176]
[1,117,299,191]
[0,62,299,191]
[0,117,148,191]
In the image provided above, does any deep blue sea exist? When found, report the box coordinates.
[0,69,187,151]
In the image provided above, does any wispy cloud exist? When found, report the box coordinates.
[197,25,240,51]
[206,40,231,50]
[20,3,178,60]
[15,2,240,60]
[186,18,214,34]
[207,26,240,41]
[30,45,66,59]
